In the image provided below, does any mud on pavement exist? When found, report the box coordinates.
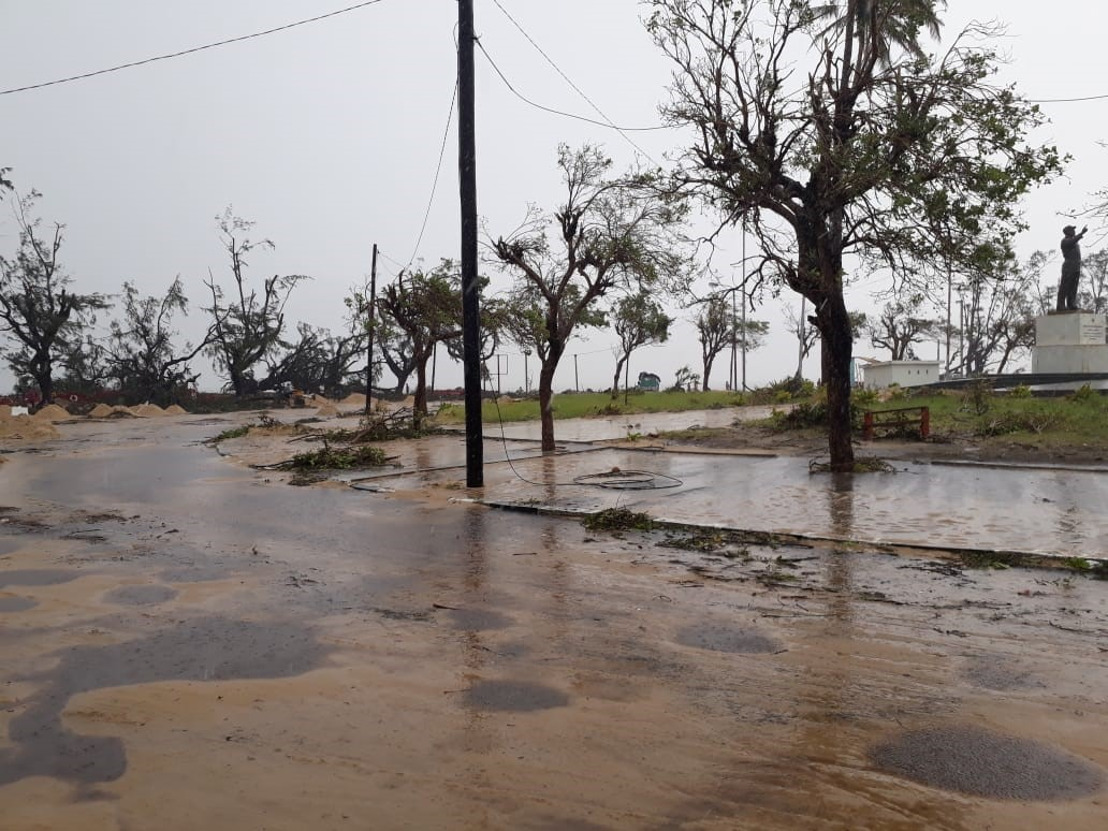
[0,413,1107,830]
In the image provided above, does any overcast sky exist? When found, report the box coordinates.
[1,0,1105,394]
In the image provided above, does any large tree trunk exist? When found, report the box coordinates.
[817,291,855,472]
[413,354,429,430]
[610,355,628,400]
[701,354,714,391]
[538,360,558,453]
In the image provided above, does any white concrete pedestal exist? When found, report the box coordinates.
[1032,312,1108,373]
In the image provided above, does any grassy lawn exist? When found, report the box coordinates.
[865,388,1108,448]
[433,389,745,424]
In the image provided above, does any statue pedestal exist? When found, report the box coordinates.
[1032,312,1108,373]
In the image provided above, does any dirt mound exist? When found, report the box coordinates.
[89,403,115,418]
[131,403,167,417]
[164,404,188,415]
[341,393,367,407]
[33,404,72,422]
[316,403,339,417]
[0,414,60,440]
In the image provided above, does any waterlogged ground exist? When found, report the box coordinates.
[0,411,1106,829]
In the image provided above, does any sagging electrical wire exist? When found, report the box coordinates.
[0,0,390,97]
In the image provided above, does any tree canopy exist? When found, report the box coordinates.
[648,0,1062,469]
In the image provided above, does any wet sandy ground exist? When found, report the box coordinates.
[1,412,1107,829]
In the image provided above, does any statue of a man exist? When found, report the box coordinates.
[1057,224,1089,312]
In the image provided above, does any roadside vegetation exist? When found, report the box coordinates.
[435,389,746,425]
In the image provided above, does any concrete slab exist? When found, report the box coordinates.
[376,446,1108,559]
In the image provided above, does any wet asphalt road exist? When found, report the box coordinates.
[0,411,1106,830]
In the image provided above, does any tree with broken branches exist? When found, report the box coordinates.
[375,260,464,428]
[203,209,308,396]
[493,144,689,452]
[0,193,109,408]
[648,0,1062,469]
[610,291,672,399]
[107,278,213,405]
[867,296,938,360]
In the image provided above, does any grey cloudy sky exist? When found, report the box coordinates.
[1,1,1105,394]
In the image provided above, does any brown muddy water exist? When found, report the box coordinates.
[0,415,1106,829]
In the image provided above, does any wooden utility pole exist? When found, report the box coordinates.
[365,243,378,416]
[459,0,483,486]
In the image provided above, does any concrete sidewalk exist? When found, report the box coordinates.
[376,409,1108,559]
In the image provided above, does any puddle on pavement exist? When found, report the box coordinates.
[102,584,179,606]
[0,596,37,612]
[159,565,231,583]
[674,624,781,654]
[869,725,1105,800]
[463,680,570,712]
[22,446,236,508]
[961,656,1044,692]
[0,616,329,787]
[0,569,83,589]
[0,539,21,555]
[447,608,513,631]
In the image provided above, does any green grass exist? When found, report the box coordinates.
[868,390,1108,447]
[434,390,746,425]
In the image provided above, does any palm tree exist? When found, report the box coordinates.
[812,0,944,64]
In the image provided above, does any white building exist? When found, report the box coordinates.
[862,360,940,390]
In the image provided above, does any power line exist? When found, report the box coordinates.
[0,0,389,97]
[407,79,458,270]
[489,0,658,165]
[475,39,671,133]
[1028,92,1108,104]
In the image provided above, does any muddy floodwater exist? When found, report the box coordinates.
[1,412,1107,830]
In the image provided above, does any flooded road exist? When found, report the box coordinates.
[1,414,1107,829]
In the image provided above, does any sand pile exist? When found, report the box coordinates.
[315,403,339,417]
[0,413,59,440]
[165,404,188,415]
[89,403,115,418]
[33,403,72,421]
[131,403,167,417]
[341,393,367,407]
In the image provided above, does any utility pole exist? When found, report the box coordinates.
[458,0,483,487]
[796,296,806,380]
[574,354,580,392]
[945,265,953,376]
[364,243,377,417]
[740,224,747,391]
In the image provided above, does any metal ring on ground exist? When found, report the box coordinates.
[572,469,683,490]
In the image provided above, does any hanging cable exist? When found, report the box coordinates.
[475,39,670,133]
[489,0,659,164]
[0,0,390,97]
[406,79,458,271]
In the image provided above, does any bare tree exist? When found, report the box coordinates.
[493,144,688,451]
[648,0,1061,469]
[0,193,109,408]
[203,209,307,396]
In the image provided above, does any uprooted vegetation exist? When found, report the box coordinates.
[270,442,389,471]
[582,507,656,534]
